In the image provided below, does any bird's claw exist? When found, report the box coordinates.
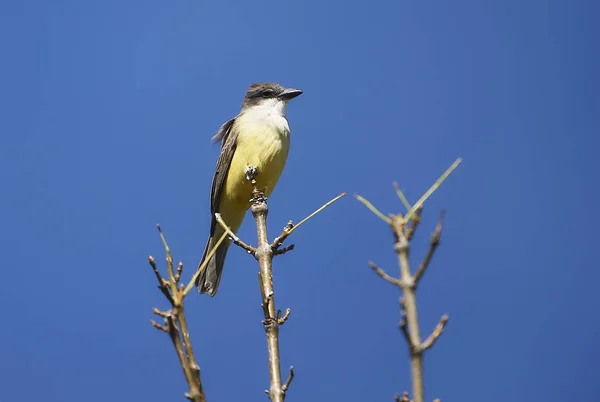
[245,166,259,181]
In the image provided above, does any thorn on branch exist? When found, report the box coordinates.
[420,315,449,352]
[277,308,291,325]
[369,261,402,286]
[282,366,295,392]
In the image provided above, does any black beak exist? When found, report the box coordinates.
[279,88,303,100]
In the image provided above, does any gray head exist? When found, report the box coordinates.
[241,82,303,110]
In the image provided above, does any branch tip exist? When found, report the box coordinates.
[403,158,461,222]
[274,244,295,255]
[393,181,413,211]
[282,366,295,392]
[277,308,292,325]
[287,192,347,236]
[175,261,184,282]
[421,315,449,351]
[368,261,402,286]
[354,194,392,223]
[151,320,169,332]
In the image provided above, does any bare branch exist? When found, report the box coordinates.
[406,206,423,241]
[366,161,459,402]
[277,308,291,325]
[148,256,174,304]
[282,366,295,392]
[215,213,256,255]
[420,315,449,352]
[273,244,295,256]
[354,194,392,223]
[149,228,207,402]
[369,261,402,286]
[184,230,229,296]
[403,158,461,222]
[271,192,346,250]
[175,262,183,283]
[413,210,445,286]
[153,308,170,318]
[151,320,169,332]
[271,221,294,250]
[399,297,413,349]
[393,182,412,211]
[286,192,346,236]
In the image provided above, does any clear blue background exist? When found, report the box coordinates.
[1,1,598,401]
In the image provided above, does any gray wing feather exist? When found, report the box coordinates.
[196,117,238,295]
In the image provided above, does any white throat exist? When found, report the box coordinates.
[248,98,288,117]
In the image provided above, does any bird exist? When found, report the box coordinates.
[195,82,303,296]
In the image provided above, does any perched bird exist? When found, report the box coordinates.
[196,82,303,296]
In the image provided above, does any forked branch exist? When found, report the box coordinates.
[356,158,461,402]
[223,166,345,402]
[148,225,228,402]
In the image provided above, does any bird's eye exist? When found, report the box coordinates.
[262,90,274,98]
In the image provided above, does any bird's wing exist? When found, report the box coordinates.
[209,117,238,229]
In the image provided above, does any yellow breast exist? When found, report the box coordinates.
[221,109,290,207]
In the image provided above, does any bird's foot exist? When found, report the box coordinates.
[245,165,259,182]
[250,191,267,204]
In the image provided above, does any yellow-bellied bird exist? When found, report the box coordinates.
[196,82,303,296]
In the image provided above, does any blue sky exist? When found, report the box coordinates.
[1,0,598,401]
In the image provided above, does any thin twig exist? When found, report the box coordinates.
[369,261,402,286]
[149,227,207,402]
[184,230,228,296]
[421,315,449,352]
[175,262,184,283]
[271,192,346,250]
[282,367,295,392]
[148,256,174,304]
[399,297,413,349]
[354,194,392,223]
[151,320,169,332]
[273,244,295,255]
[157,224,178,296]
[403,158,461,222]
[271,221,294,250]
[393,182,412,211]
[214,213,256,255]
[406,206,423,241]
[286,192,346,236]
[277,308,292,325]
[413,210,445,286]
